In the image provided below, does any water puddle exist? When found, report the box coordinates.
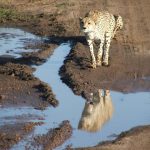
[0,28,41,58]
[0,28,150,149]
[0,107,44,126]
[33,43,150,149]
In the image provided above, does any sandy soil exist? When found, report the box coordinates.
[0,0,150,149]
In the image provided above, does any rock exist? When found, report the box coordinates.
[0,95,5,100]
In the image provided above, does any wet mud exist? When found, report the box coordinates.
[60,42,150,96]
[0,122,43,150]
[0,46,58,109]
[75,125,150,150]
[33,121,72,150]
[0,27,59,109]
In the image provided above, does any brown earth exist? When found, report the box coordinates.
[59,0,150,96]
[0,0,150,150]
[60,42,150,96]
[0,44,58,109]
[75,125,150,150]
[33,120,72,150]
[0,122,43,150]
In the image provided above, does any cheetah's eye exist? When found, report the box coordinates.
[80,21,84,25]
[88,22,91,25]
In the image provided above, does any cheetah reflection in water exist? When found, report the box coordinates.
[78,89,113,132]
[80,10,123,68]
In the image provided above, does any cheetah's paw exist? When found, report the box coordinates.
[102,61,109,67]
[91,63,97,69]
[96,61,102,66]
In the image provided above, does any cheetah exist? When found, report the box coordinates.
[78,89,113,132]
[80,10,123,68]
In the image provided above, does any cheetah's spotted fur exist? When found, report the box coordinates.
[80,10,123,68]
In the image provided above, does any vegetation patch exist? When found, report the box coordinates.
[0,7,34,23]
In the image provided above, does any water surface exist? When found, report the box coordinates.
[0,28,41,58]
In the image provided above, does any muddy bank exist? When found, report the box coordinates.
[0,73,57,109]
[0,122,43,150]
[75,125,150,150]
[33,120,72,150]
[60,42,150,96]
[0,41,58,109]
[0,40,57,65]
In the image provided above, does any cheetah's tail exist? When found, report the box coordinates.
[114,15,123,29]
[112,14,123,39]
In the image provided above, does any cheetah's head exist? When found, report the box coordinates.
[79,17,96,33]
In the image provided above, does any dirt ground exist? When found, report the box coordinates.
[59,0,150,95]
[0,122,43,150]
[75,125,150,150]
[60,42,150,96]
[33,120,72,150]
[0,0,150,149]
[0,43,58,109]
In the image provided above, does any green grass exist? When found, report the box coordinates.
[0,8,17,21]
[0,7,33,22]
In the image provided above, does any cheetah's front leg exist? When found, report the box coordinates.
[103,33,111,66]
[87,39,96,68]
[97,38,104,66]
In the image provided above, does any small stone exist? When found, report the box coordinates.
[0,95,5,100]
[11,73,15,77]
[27,91,31,95]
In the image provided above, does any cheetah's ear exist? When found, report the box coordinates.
[79,17,83,22]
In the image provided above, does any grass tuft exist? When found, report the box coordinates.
[0,7,34,23]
